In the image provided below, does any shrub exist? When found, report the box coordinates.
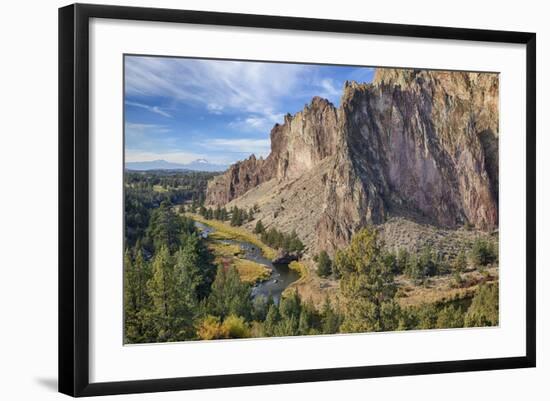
[196,315,228,340]
[222,315,250,338]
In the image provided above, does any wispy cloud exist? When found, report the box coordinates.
[319,78,341,98]
[206,103,224,115]
[125,57,309,124]
[229,112,284,133]
[124,57,375,164]
[125,122,171,135]
[199,138,271,157]
[125,101,172,118]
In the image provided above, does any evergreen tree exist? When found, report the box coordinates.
[170,241,203,339]
[206,266,252,320]
[419,246,437,277]
[436,305,465,328]
[146,245,174,341]
[254,219,265,234]
[321,296,341,334]
[465,283,499,327]
[252,295,271,321]
[180,233,216,300]
[470,238,497,267]
[124,248,138,342]
[124,241,152,343]
[338,228,400,333]
[453,250,467,272]
[396,248,409,274]
[263,303,280,336]
[298,309,310,335]
[146,202,182,253]
[316,251,332,277]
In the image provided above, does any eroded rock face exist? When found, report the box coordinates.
[206,97,339,204]
[205,154,270,206]
[206,69,499,253]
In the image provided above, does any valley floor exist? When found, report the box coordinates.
[182,209,498,313]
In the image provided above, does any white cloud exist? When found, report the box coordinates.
[125,122,171,135]
[319,78,341,97]
[229,112,284,133]
[125,101,172,118]
[207,103,224,114]
[200,138,271,157]
[125,56,309,123]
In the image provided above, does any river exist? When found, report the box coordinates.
[194,221,299,303]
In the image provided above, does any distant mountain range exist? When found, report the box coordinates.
[125,159,228,172]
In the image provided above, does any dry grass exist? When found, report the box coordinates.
[152,184,168,193]
[287,261,308,284]
[283,258,340,308]
[395,266,499,307]
[208,241,242,258]
[232,259,271,283]
[207,242,271,284]
[190,218,272,284]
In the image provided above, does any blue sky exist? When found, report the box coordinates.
[124,56,374,165]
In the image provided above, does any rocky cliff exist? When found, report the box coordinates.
[206,68,499,254]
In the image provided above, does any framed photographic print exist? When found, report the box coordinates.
[58,3,536,397]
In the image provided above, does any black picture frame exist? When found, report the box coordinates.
[59,3,536,397]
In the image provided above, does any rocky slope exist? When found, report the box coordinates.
[206,68,499,254]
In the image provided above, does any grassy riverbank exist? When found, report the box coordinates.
[184,213,278,259]
[183,213,276,283]
[206,241,271,284]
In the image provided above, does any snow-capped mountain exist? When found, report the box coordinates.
[125,159,228,172]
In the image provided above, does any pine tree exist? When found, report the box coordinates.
[338,228,400,333]
[206,266,252,320]
[124,241,153,343]
[146,245,174,341]
[396,248,409,274]
[171,241,202,339]
[254,219,265,234]
[453,250,467,273]
[321,296,341,334]
[316,251,332,277]
[298,308,311,335]
[146,202,183,253]
[263,303,280,336]
[465,283,499,327]
[124,248,138,342]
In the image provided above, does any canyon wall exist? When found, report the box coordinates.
[206,69,499,253]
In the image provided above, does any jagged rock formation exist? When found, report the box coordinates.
[206,68,499,254]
